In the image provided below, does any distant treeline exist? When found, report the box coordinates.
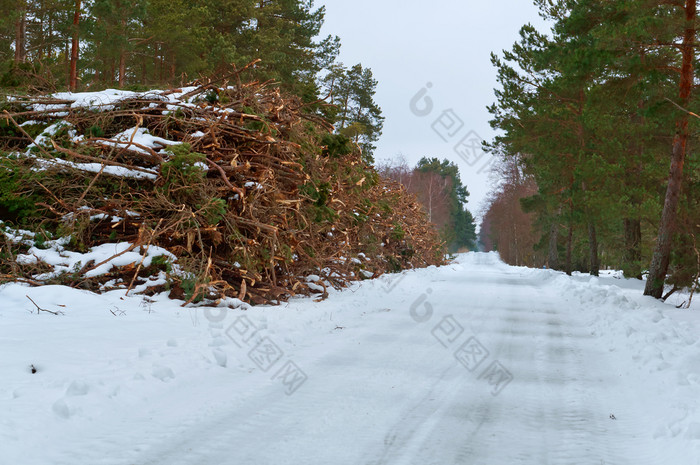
[378,156,477,253]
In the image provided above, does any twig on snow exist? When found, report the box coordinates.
[26,295,63,315]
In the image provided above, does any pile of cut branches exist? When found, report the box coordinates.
[0,76,445,305]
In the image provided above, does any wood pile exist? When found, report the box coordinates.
[0,76,445,305]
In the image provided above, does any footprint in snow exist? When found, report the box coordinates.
[152,365,175,381]
[138,347,151,358]
[65,380,89,397]
[52,399,72,419]
[209,336,227,347]
[212,349,227,368]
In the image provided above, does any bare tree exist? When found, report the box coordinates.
[481,156,541,267]
[376,154,414,190]
[412,170,451,227]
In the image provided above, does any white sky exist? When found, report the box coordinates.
[319,0,550,220]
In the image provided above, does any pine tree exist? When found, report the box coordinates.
[644,0,698,298]
[241,0,338,97]
[322,63,384,161]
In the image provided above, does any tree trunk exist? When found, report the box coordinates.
[65,41,71,82]
[118,18,127,88]
[513,223,519,266]
[548,220,559,270]
[69,0,81,91]
[118,50,126,88]
[169,57,176,83]
[588,222,599,276]
[48,15,54,61]
[340,92,350,130]
[645,0,696,298]
[426,175,434,222]
[566,219,573,276]
[14,9,27,64]
[38,14,44,61]
[623,218,642,279]
[154,43,160,83]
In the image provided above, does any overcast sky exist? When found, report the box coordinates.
[319,0,550,220]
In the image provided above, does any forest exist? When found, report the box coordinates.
[483,0,700,301]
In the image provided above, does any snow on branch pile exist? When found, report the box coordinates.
[0,74,445,305]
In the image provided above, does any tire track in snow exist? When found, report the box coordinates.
[358,258,665,464]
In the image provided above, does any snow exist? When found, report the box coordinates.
[359,269,374,278]
[33,157,159,180]
[307,282,325,292]
[0,223,36,246]
[97,127,179,154]
[14,88,213,181]
[244,181,264,190]
[40,90,143,111]
[29,87,200,113]
[2,252,700,463]
[31,121,74,149]
[15,240,175,280]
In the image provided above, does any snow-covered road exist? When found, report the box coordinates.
[2,253,700,464]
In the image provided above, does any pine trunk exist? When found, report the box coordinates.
[118,18,127,88]
[14,11,26,64]
[645,0,696,298]
[623,218,642,279]
[566,218,573,276]
[588,222,599,276]
[65,42,70,82]
[169,51,176,82]
[548,220,559,270]
[69,0,81,91]
[119,51,126,88]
